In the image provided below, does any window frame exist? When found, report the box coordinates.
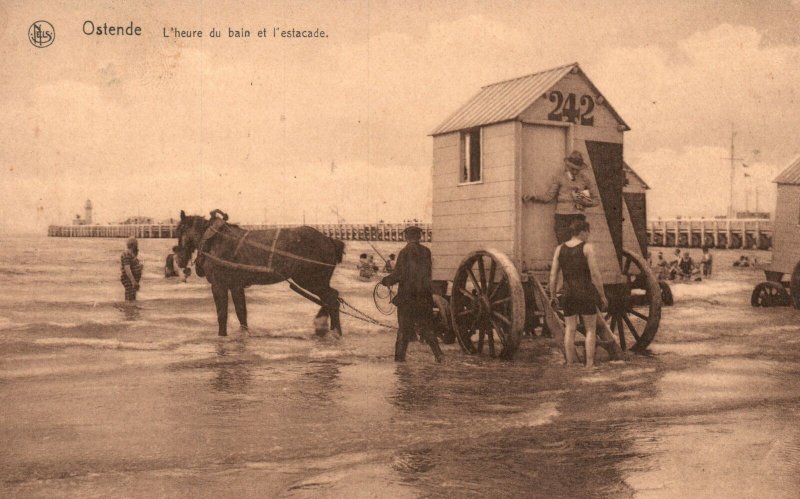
[458,127,483,186]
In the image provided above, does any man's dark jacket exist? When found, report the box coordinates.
[381,242,434,308]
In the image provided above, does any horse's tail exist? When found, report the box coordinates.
[332,238,345,264]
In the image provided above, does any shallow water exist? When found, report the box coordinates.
[1,236,798,497]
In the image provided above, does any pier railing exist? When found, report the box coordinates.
[47,219,773,249]
[646,219,772,250]
[47,223,433,243]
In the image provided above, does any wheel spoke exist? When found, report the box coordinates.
[466,268,481,294]
[490,318,507,347]
[621,314,641,341]
[486,326,496,357]
[492,311,512,327]
[458,287,477,301]
[477,328,485,353]
[492,296,512,308]
[489,276,505,300]
[487,260,498,297]
[623,256,632,275]
[616,315,626,351]
[477,257,487,292]
[628,308,649,321]
[457,308,476,318]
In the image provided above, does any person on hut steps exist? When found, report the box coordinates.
[522,150,600,244]
[549,220,608,369]
[380,226,444,363]
[121,238,143,301]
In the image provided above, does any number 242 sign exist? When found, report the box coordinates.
[547,91,595,126]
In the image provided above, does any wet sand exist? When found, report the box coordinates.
[1,237,798,497]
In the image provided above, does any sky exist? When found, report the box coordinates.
[1,0,800,233]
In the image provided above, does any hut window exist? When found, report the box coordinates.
[460,128,482,183]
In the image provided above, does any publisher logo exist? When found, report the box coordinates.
[29,20,55,48]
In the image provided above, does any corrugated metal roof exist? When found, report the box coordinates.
[430,62,630,136]
[774,157,800,185]
[624,162,650,190]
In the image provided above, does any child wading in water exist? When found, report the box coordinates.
[121,238,143,301]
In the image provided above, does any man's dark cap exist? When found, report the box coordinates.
[403,226,423,237]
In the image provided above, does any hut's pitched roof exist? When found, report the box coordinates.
[431,62,630,136]
[774,157,800,185]
[623,162,650,190]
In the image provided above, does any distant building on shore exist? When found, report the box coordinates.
[72,199,93,225]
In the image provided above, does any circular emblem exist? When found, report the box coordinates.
[29,20,55,48]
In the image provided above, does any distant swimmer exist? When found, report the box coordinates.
[121,238,143,301]
[165,245,189,282]
[701,247,713,278]
[383,253,396,273]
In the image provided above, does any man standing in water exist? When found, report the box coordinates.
[121,238,143,301]
[380,226,444,363]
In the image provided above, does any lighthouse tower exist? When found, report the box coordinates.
[84,200,93,224]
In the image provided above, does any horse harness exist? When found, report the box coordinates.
[195,221,336,274]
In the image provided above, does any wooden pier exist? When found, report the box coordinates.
[47,219,772,250]
[47,223,433,243]
[646,219,773,250]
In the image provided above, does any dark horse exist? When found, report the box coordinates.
[174,210,345,336]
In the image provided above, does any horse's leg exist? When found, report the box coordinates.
[231,287,248,331]
[319,287,342,336]
[211,285,229,336]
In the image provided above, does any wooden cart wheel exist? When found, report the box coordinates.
[432,294,456,344]
[791,262,800,310]
[606,249,662,352]
[750,281,790,308]
[450,249,525,359]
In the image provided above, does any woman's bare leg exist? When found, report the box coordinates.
[564,315,579,365]
[582,313,598,368]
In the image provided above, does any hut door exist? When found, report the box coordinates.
[521,124,567,270]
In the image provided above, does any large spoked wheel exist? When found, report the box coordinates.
[750,282,790,307]
[606,249,662,352]
[450,249,525,359]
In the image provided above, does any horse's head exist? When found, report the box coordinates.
[175,210,208,268]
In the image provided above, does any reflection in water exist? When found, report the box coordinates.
[210,337,252,398]
[391,364,438,411]
[298,360,342,405]
[118,302,141,321]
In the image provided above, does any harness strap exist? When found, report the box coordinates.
[233,230,250,258]
[267,228,281,271]
[200,223,337,268]
[201,252,277,274]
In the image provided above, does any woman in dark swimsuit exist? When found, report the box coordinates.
[549,220,608,368]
